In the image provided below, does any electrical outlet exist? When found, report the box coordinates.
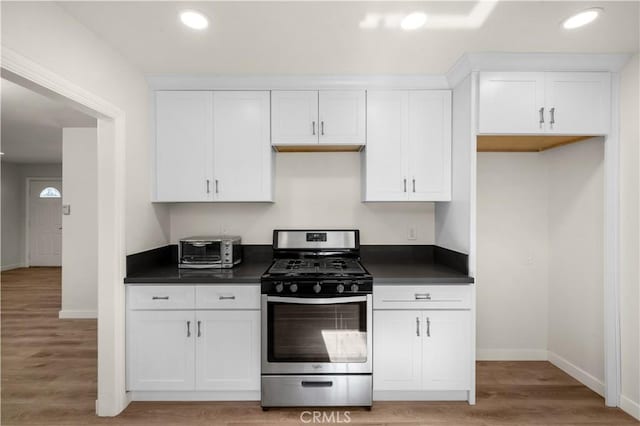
[220,224,228,235]
[407,225,417,240]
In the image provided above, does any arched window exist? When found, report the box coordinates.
[39,187,61,198]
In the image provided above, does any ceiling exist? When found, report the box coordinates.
[1,78,96,163]
[59,1,639,75]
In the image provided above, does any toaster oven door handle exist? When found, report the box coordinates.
[188,242,209,247]
[266,296,368,304]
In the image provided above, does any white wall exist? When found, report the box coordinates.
[1,2,170,255]
[546,138,605,394]
[476,152,549,360]
[1,162,63,270]
[619,54,640,419]
[60,128,98,319]
[170,152,435,244]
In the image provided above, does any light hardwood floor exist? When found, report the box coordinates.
[1,267,637,425]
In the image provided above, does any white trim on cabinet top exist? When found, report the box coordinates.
[446,52,631,88]
[146,74,450,91]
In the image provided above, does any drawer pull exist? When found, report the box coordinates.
[197,320,202,337]
[219,295,236,300]
[415,293,431,300]
[152,296,170,300]
[301,380,333,388]
[186,321,191,337]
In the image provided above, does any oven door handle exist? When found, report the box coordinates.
[266,296,368,304]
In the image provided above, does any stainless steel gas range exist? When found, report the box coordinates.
[261,230,373,409]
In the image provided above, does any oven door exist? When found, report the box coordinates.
[179,241,221,266]
[261,294,372,374]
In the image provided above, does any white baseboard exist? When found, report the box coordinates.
[548,351,605,397]
[130,391,260,401]
[58,310,97,319]
[1,263,26,272]
[620,394,640,421]
[477,349,548,361]
[373,390,469,402]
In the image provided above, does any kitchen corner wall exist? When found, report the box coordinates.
[169,152,435,244]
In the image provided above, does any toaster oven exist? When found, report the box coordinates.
[179,236,242,269]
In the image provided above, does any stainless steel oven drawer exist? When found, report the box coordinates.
[261,375,372,407]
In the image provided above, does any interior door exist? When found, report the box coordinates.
[318,90,366,145]
[28,179,62,266]
[271,91,318,145]
[373,310,422,391]
[408,91,452,201]
[196,310,260,391]
[422,310,472,391]
[127,310,195,391]
[478,72,545,134]
[155,90,213,201]
[364,91,409,201]
[544,72,611,135]
[212,91,272,201]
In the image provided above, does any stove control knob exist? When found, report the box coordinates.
[275,282,284,293]
[336,284,345,294]
[313,283,322,294]
[289,283,298,293]
[350,283,359,293]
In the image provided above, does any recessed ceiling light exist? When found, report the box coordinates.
[562,8,602,30]
[401,12,428,31]
[180,10,209,30]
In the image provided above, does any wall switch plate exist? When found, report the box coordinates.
[63,204,71,215]
[407,225,417,240]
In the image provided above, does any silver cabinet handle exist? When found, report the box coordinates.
[321,121,325,136]
[426,317,431,337]
[539,107,545,128]
[403,178,407,192]
[152,296,169,300]
[197,320,202,337]
[412,178,416,193]
[312,121,316,135]
[206,179,210,194]
[186,321,191,337]
[550,107,556,128]
[215,179,219,194]
[415,293,431,300]
[301,380,333,388]
[218,295,236,300]
[416,317,420,337]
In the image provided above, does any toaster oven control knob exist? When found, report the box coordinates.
[313,283,322,294]
[350,283,359,293]
[289,283,298,293]
[275,283,284,293]
[336,284,345,294]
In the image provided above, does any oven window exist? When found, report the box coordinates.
[181,241,221,263]
[268,301,367,363]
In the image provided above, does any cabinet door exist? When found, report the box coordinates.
[318,91,366,145]
[196,310,260,391]
[422,310,471,391]
[213,91,272,201]
[408,91,452,201]
[364,91,408,201]
[544,72,611,135]
[155,91,213,201]
[478,72,545,134]
[271,91,318,145]
[373,310,422,391]
[127,310,195,391]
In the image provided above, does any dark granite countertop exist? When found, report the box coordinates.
[124,244,474,285]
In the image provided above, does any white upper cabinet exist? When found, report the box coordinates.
[271,91,319,145]
[271,90,366,147]
[212,91,272,201]
[478,71,611,135]
[155,91,213,202]
[154,90,273,202]
[318,91,366,145]
[364,90,452,202]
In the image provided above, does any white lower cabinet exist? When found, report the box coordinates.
[126,285,260,399]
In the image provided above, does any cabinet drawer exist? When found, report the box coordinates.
[374,285,471,310]
[127,285,195,310]
[196,285,260,310]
